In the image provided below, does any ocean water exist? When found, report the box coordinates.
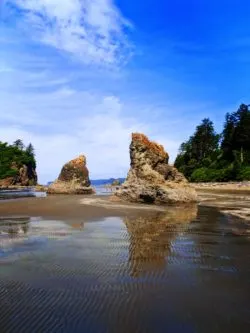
[0,189,46,200]
[93,185,117,195]
[0,205,250,333]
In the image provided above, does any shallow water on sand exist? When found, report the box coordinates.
[0,190,46,200]
[0,205,250,333]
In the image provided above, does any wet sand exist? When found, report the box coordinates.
[0,194,160,222]
[1,193,198,225]
[193,181,250,192]
[197,188,250,225]
[1,192,250,333]
[1,189,250,223]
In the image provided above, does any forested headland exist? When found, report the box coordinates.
[0,140,37,185]
[174,104,250,182]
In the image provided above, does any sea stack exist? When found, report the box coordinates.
[115,133,197,204]
[48,155,94,194]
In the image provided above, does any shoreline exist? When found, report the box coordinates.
[1,186,250,224]
[0,185,48,192]
[1,181,250,193]
[0,194,170,223]
[193,181,250,193]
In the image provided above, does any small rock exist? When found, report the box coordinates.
[47,155,94,195]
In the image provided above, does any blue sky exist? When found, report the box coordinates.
[0,0,249,183]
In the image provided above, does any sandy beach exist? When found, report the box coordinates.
[193,181,250,192]
[0,194,168,223]
[1,188,250,224]
[1,190,250,333]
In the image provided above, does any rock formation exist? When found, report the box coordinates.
[0,163,37,187]
[47,155,94,194]
[111,179,121,186]
[115,133,197,204]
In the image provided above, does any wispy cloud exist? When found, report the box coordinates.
[0,87,148,182]
[0,61,187,183]
[5,0,132,66]
[0,50,215,183]
[1,0,227,184]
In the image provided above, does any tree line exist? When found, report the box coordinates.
[0,139,36,179]
[174,104,250,182]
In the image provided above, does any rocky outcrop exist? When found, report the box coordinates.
[48,155,94,194]
[111,179,121,186]
[115,133,197,204]
[0,163,37,187]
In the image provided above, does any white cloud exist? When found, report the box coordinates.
[0,76,183,184]
[0,95,147,183]
[6,0,132,66]
[0,49,208,184]
[0,2,196,184]
[0,68,146,183]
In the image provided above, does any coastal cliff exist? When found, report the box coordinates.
[48,155,94,194]
[115,133,197,204]
[0,140,37,186]
[0,164,37,187]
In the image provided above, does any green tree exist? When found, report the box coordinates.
[175,104,250,182]
[233,104,250,163]
[175,118,219,179]
[190,118,219,162]
[26,143,35,157]
[221,112,235,161]
[221,104,250,164]
[13,139,24,150]
[0,140,37,180]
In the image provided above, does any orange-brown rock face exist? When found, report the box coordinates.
[115,133,197,204]
[48,155,94,194]
[0,164,37,187]
[131,133,169,163]
[58,155,90,186]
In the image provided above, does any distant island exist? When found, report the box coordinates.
[46,178,125,187]
[90,178,125,186]
[174,103,250,182]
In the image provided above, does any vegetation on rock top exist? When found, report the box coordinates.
[0,139,36,180]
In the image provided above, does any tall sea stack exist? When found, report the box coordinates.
[115,133,197,204]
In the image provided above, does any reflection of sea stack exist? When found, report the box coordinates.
[115,133,197,204]
[0,217,30,236]
[48,155,94,194]
[124,205,197,277]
